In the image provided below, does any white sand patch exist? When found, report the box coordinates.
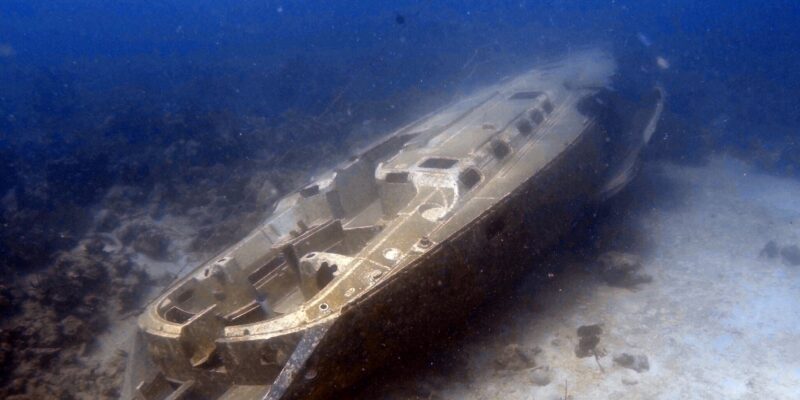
[392,156,800,399]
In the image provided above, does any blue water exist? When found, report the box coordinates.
[2,0,799,298]
[3,1,798,139]
[1,1,800,396]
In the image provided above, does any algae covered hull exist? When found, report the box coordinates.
[124,49,664,400]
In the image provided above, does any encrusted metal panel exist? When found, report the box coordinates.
[125,49,655,400]
[274,120,606,400]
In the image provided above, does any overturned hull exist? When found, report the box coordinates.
[125,49,664,400]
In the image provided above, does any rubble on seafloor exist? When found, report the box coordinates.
[575,323,604,359]
[596,251,653,289]
[0,246,149,399]
[493,343,540,371]
[0,122,370,399]
[613,352,650,373]
[759,240,800,266]
[0,178,292,398]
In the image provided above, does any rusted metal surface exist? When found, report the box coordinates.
[123,49,664,400]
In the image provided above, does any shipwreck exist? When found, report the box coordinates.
[123,49,664,400]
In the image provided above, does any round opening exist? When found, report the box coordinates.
[243,329,250,335]
[305,252,317,259]
[419,237,433,248]
[319,303,329,311]
[382,248,401,261]
[418,203,446,222]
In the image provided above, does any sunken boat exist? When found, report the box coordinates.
[124,49,664,400]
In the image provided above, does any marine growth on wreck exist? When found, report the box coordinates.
[127,50,665,400]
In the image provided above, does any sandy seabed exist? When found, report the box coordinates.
[363,156,800,400]
[87,155,800,400]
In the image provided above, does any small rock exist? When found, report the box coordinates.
[529,366,552,386]
[113,268,151,312]
[109,254,136,277]
[576,336,600,358]
[597,251,652,288]
[760,240,779,259]
[575,323,603,358]
[780,245,800,266]
[621,376,639,385]
[83,237,107,256]
[104,185,148,213]
[613,352,650,372]
[577,324,603,338]
[494,344,537,371]
[134,232,171,260]
[119,223,172,260]
[94,210,120,232]
[28,318,62,348]
[620,369,640,385]
[0,284,17,311]
[61,316,87,341]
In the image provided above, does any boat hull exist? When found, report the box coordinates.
[275,120,607,399]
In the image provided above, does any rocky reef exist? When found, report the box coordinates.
[0,50,454,397]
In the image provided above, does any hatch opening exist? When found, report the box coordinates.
[164,306,194,324]
[419,158,458,169]
[491,140,511,159]
[530,109,544,124]
[516,119,534,135]
[509,91,543,100]
[459,168,482,190]
[542,99,554,113]
[385,171,410,183]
